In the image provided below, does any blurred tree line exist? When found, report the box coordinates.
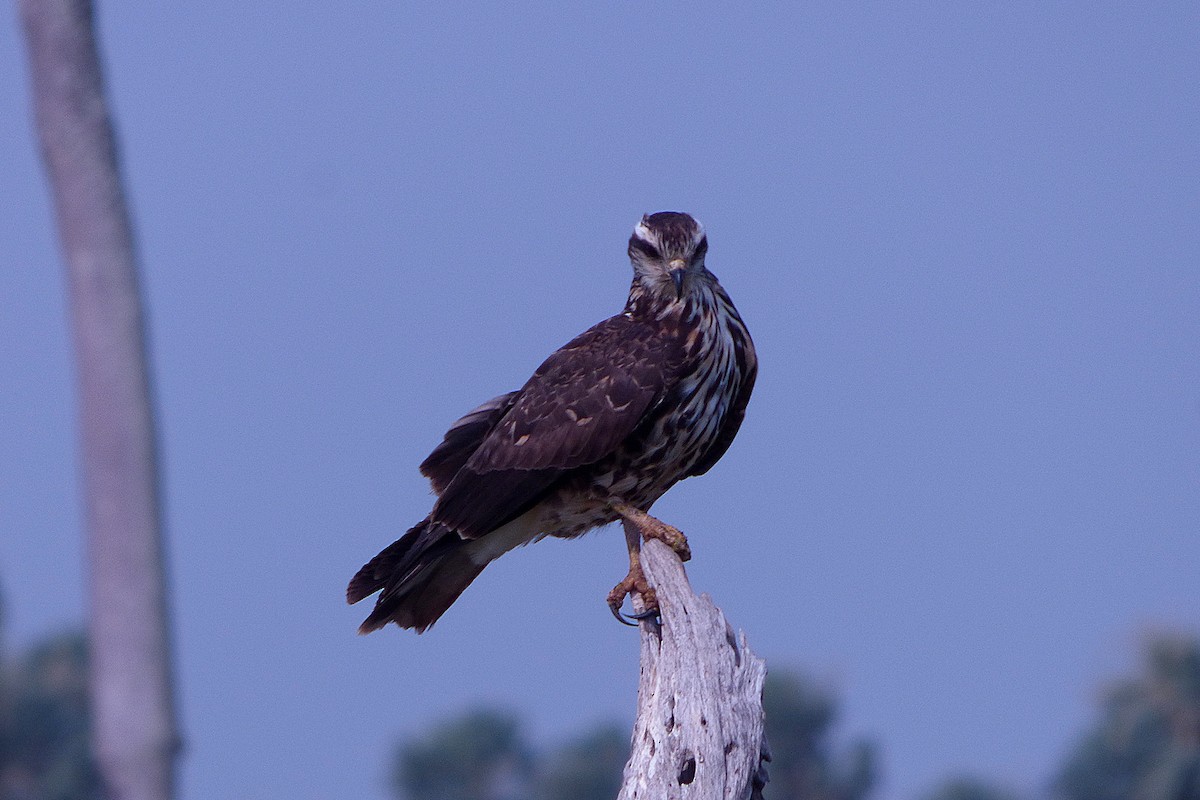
[389,669,875,800]
[1053,635,1200,800]
[917,633,1200,800]
[0,592,98,800]
[2,578,1198,800]
[389,634,1200,800]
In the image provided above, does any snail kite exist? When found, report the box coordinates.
[348,212,756,633]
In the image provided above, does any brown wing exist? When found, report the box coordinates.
[419,391,519,494]
[431,314,686,539]
[689,326,757,477]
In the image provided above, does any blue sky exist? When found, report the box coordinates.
[2,4,1197,799]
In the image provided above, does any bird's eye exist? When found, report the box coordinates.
[631,239,661,261]
[693,238,708,262]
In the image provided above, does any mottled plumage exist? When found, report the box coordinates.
[348,212,756,633]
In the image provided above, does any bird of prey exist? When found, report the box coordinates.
[347,212,756,633]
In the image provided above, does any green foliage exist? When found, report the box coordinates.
[392,670,873,800]
[393,708,629,800]
[535,724,627,800]
[0,631,99,800]
[1054,635,1200,800]
[920,776,1020,800]
[764,670,876,800]
[395,708,534,800]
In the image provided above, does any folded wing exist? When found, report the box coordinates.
[431,314,686,539]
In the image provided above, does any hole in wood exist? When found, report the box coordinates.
[678,756,696,785]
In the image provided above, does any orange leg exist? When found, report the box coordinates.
[610,501,691,561]
[606,501,691,625]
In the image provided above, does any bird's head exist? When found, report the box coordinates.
[627,212,709,302]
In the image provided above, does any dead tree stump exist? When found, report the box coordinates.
[618,532,770,800]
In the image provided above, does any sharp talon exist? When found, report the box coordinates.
[608,598,657,626]
[609,601,639,626]
[608,513,667,627]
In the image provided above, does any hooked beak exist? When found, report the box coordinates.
[669,260,686,299]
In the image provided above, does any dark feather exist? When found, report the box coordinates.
[346,519,450,604]
[429,314,687,538]
[431,466,561,540]
[467,315,686,471]
[348,518,483,633]
[419,391,519,494]
[689,335,758,476]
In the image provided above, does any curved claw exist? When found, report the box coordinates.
[609,601,640,626]
[608,598,660,626]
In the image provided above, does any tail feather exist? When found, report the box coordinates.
[347,519,485,634]
[346,522,426,605]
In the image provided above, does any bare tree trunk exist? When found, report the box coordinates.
[18,2,180,799]
[619,533,771,800]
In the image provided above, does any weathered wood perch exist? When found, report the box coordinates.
[618,528,770,800]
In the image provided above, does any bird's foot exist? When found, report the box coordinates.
[609,501,692,562]
[606,565,659,626]
[640,517,691,562]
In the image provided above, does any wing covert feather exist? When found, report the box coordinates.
[431,315,686,538]
[419,391,519,494]
[467,315,684,472]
